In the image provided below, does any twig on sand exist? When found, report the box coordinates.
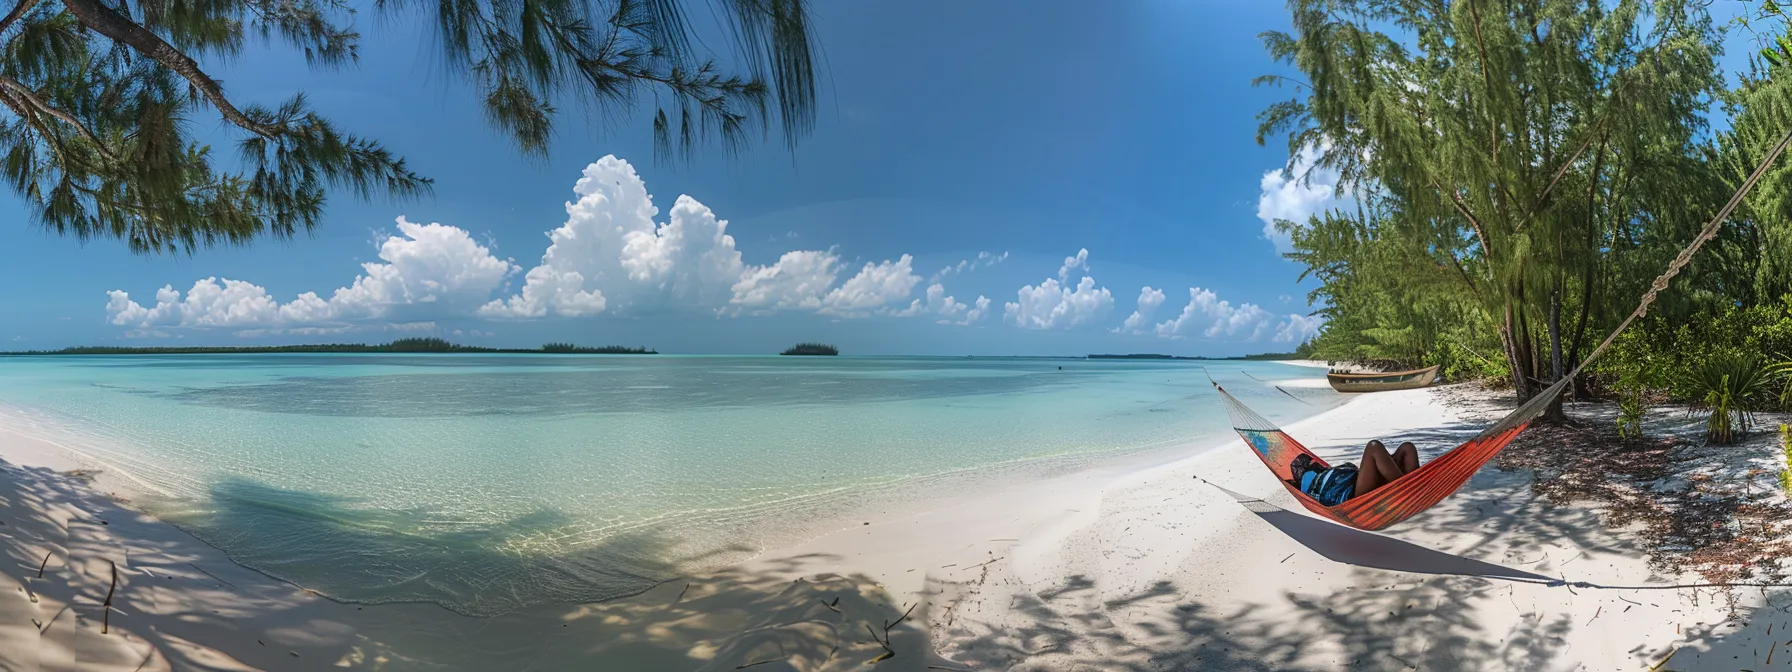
[1585,605,1601,626]
[965,557,1004,571]
[1648,646,1678,671]
[102,560,117,634]
[887,602,917,632]
[736,658,786,669]
[866,602,918,664]
[1619,595,1642,606]
[37,604,68,633]
[672,583,690,605]
[37,551,51,578]
[818,596,841,613]
[866,623,895,662]
[1280,553,1295,564]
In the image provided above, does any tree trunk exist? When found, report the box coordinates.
[1501,305,1527,401]
[1565,261,1596,400]
[1545,285,1566,422]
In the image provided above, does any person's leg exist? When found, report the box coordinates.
[1394,441,1419,474]
[1355,440,1402,495]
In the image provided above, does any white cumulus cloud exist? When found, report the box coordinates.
[1005,278,1114,330]
[958,296,992,326]
[931,250,1010,282]
[820,255,922,317]
[481,157,750,318]
[103,155,1005,334]
[1153,288,1276,341]
[1115,286,1166,334]
[1258,145,1346,253]
[1057,248,1090,281]
[1275,314,1326,343]
[731,249,843,313]
[1005,249,1114,330]
[107,218,517,332]
[892,282,972,322]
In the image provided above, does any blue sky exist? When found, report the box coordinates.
[0,2,1759,356]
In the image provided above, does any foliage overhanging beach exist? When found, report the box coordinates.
[8,0,1792,669]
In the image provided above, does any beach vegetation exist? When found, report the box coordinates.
[0,0,819,254]
[1615,385,1648,439]
[1779,424,1792,497]
[780,342,838,356]
[1684,352,1775,444]
[1259,0,1792,421]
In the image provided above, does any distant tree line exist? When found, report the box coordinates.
[3,338,656,355]
[780,343,838,356]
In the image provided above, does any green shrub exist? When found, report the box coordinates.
[1684,353,1774,444]
[1600,296,1792,403]
[1773,357,1792,411]
[1616,386,1648,438]
[1781,424,1792,498]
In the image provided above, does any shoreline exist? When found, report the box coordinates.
[0,394,1302,617]
[0,376,1347,670]
[2,386,1780,670]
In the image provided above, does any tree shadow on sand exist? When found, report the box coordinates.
[932,565,1581,671]
[0,460,950,671]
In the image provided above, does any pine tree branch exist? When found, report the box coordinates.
[1432,175,1494,258]
[61,0,283,139]
[0,75,112,160]
[1443,247,1483,300]
[0,0,38,35]
[0,85,67,166]
[1466,0,1499,165]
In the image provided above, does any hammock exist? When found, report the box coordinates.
[1215,125,1792,532]
[1216,374,1566,530]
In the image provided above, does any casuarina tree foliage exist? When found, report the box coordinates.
[0,0,817,253]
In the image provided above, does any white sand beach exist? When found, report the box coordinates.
[1,387,1786,671]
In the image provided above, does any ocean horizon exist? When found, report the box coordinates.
[0,354,1342,616]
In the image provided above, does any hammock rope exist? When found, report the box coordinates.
[1215,126,1792,531]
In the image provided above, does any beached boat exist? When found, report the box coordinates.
[1325,365,1440,393]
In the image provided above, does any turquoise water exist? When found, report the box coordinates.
[0,355,1339,615]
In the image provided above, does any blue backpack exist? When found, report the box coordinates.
[1290,454,1358,506]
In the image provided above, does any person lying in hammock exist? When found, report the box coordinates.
[1287,440,1420,506]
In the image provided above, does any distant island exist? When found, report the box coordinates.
[780,343,839,356]
[2,338,657,356]
[1087,351,1302,361]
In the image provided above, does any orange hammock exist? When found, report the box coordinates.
[1215,375,1566,531]
[1214,125,1792,532]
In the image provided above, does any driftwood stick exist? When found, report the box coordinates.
[102,560,117,634]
